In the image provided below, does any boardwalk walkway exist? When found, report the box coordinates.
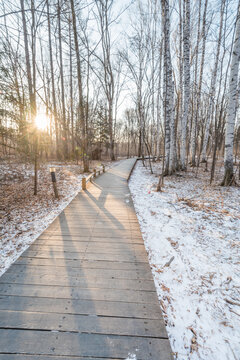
[0,159,173,360]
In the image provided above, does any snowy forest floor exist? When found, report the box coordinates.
[0,159,116,276]
[129,160,240,360]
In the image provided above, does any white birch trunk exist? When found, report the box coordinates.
[190,0,202,165]
[177,0,183,166]
[169,81,176,174]
[222,0,240,185]
[180,0,190,170]
[161,0,174,174]
[156,39,163,160]
[191,0,208,166]
[201,0,225,162]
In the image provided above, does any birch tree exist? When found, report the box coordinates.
[57,0,68,159]
[47,0,60,158]
[222,0,240,185]
[201,0,225,163]
[180,0,190,170]
[94,0,115,161]
[161,0,175,174]
[70,0,89,172]
[20,0,37,194]
[191,0,208,166]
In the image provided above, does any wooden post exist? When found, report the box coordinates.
[94,168,96,177]
[102,164,105,173]
[50,167,59,198]
[82,177,86,190]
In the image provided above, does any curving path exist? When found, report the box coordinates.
[0,158,173,360]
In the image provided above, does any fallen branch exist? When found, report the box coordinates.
[229,309,240,317]
[164,256,175,267]
[225,298,240,307]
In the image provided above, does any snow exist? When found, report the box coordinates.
[129,161,240,360]
[125,354,137,360]
[0,161,114,277]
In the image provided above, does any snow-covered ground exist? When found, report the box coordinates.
[129,161,240,360]
[0,160,114,276]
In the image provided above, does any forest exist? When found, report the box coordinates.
[1,1,240,359]
[0,0,239,189]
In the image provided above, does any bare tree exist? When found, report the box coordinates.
[20,0,37,194]
[94,0,115,161]
[222,0,240,185]
[70,0,89,171]
[47,0,60,158]
[180,0,190,170]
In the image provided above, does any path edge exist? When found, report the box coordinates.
[127,157,138,182]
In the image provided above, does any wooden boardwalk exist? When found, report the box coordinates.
[0,159,173,360]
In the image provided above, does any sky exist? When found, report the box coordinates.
[0,0,238,124]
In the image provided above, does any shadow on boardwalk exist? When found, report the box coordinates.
[0,158,173,359]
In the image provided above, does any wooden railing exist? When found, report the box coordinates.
[82,164,105,190]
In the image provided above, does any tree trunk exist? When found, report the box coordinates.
[58,0,68,160]
[222,0,240,185]
[190,0,202,166]
[180,0,190,170]
[47,0,60,159]
[70,0,89,172]
[20,0,37,194]
[201,0,225,163]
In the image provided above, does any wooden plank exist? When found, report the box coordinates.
[53,218,139,223]
[0,296,162,319]
[0,273,155,291]
[0,356,120,360]
[0,310,168,338]
[37,235,143,244]
[7,264,153,280]
[51,225,139,232]
[15,257,151,271]
[20,250,148,263]
[24,244,148,257]
[42,230,138,238]
[0,329,173,359]
[31,241,145,253]
[0,283,159,304]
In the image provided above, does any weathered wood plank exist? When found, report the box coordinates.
[0,283,159,304]
[20,250,148,263]
[0,296,162,319]
[42,230,140,238]
[0,310,168,338]
[0,330,173,359]
[0,273,155,291]
[15,257,151,271]
[7,264,153,280]
[30,246,146,258]
[37,235,143,244]
[0,356,120,360]
[31,241,145,253]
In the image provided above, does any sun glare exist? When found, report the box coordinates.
[35,114,50,131]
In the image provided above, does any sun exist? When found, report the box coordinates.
[35,113,50,131]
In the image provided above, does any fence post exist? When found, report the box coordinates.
[82,177,86,190]
[94,168,96,177]
[102,164,105,173]
[49,167,59,198]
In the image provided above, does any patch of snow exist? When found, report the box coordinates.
[125,354,137,360]
[129,161,240,360]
